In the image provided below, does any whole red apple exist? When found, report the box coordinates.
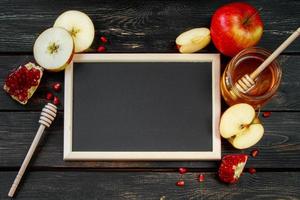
[210,2,263,57]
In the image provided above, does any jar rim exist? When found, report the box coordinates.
[226,47,282,102]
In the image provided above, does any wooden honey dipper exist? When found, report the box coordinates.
[235,27,300,93]
[8,103,57,197]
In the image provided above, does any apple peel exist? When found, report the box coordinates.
[176,28,211,53]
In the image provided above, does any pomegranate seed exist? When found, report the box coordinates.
[178,167,187,174]
[18,94,26,102]
[52,83,61,92]
[176,180,185,187]
[263,111,271,118]
[53,96,60,105]
[100,36,108,43]
[248,168,256,174]
[198,173,205,182]
[46,92,54,100]
[250,149,259,158]
[97,46,106,53]
[176,45,180,50]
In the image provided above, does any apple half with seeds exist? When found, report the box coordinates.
[54,10,95,53]
[219,103,264,149]
[176,28,211,53]
[33,27,74,72]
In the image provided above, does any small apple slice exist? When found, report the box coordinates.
[176,28,211,53]
[54,10,95,53]
[219,103,264,149]
[33,27,74,72]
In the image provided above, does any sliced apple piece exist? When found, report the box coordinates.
[33,27,74,72]
[54,10,95,53]
[219,103,264,149]
[176,28,211,53]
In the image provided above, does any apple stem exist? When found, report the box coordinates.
[256,107,261,118]
[242,7,263,25]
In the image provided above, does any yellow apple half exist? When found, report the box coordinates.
[33,27,74,72]
[54,10,95,53]
[219,103,264,149]
[176,28,211,53]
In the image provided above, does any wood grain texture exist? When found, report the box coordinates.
[0,1,300,199]
[0,55,300,111]
[0,171,299,200]
[1,111,299,168]
[0,0,299,53]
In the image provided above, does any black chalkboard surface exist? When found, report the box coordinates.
[64,54,221,160]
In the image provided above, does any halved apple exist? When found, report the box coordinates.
[176,28,211,53]
[219,103,264,149]
[33,27,74,72]
[54,10,95,53]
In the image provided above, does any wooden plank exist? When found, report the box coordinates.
[0,55,300,111]
[0,171,299,199]
[1,111,299,169]
[0,0,299,53]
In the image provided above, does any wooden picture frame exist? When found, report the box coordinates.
[64,54,221,160]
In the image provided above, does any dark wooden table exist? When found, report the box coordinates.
[0,0,299,199]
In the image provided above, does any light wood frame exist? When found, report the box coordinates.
[64,54,221,160]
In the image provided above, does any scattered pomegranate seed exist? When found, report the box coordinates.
[53,96,60,105]
[97,46,106,53]
[198,173,205,182]
[100,36,108,43]
[176,45,181,50]
[248,168,256,174]
[178,167,187,174]
[46,92,54,100]
[176,180,185,187]
[250,149,259,158]
[52,82,61,92]
[263,111,271,118]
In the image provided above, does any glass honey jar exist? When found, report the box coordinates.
[221,47,282,110]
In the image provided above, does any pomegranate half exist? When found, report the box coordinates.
[3,62,43,104]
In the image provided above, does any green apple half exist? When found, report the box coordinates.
[219,103,264,149]
[54,10,95,53]
[33,27,74,72]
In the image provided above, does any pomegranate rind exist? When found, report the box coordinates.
[3,62,43,105]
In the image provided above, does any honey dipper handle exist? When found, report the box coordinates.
[8,103,57,197]
[8,125,46,197]
[250,27,300,80]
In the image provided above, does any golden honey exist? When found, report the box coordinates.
[221,47,282,109]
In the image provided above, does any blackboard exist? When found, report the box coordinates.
[64,54,221,160]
